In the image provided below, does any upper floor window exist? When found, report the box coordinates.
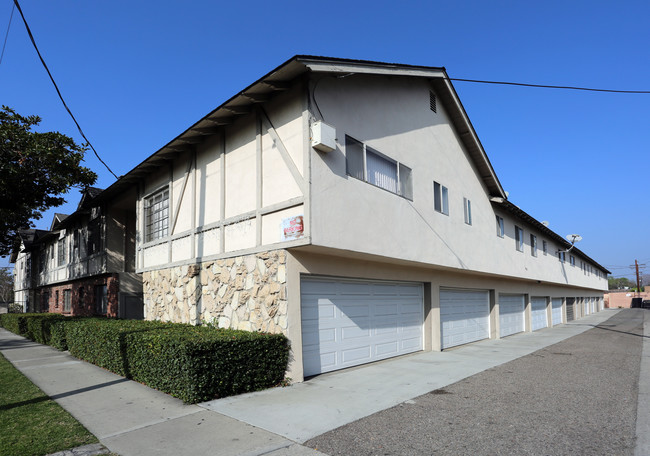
[496,215,504,238]
[87,218,102,255]
[558,251,566,263]
[515,226,524,252]
[145,188,169,242]
[58,238,67,266]
[433,181,449,215]
[570,255,576,266]
[463,198,472,225]
[346,136,413,199]
[542,240,548,255]
[530,234,537,257]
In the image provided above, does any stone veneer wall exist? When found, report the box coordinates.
[143,250,287,334]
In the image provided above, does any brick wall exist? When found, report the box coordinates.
[43,274,120,317]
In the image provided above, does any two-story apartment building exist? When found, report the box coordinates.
[12,187,143,319]
[89,56,608,382]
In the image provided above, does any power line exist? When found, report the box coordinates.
[12,0,118,180]
[448,77,650,94]
[0,2,14,67]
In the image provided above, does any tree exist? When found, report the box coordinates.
[0,106,97,255]
[0,268,13,303]
[608,277,635,290]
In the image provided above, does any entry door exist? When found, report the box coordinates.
[551,298,563,326]
[440,289,490,349]
[499,294,525,338]
[531,297,548,331]
[301,277,424,377]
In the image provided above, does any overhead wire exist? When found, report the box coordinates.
[12,0,119,180]
[0,2,14,68]
[447,77,650,94]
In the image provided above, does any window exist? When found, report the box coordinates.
[145,188,169,242]
[63,289,71,312]
[570,255,576,266]
[496,215,504,238]
[345,136,413,199]
[87,218,102,255]
[55,291,59,309]
[463,198,472,225]
[95,285,107,315]
[515,226,524,251]
[530,234,537,257]
[542,240,548,255]
[558,251,566,263]
[433,181,449,215]
[58,238,67,266]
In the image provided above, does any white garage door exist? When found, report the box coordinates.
[531,297,548,331]
[500,294,525,338]
[583,298,590,316]
[301,277,423,377]
[440,289,490,349]
[591,298,596,313]
[551,298,563,326]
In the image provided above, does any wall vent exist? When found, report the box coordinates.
[429,91,437,113]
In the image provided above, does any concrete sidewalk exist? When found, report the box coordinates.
[0,329,324,456]
[0,309,620,455]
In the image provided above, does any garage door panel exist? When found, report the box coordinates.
[500,295,525,338]
[301,277,424,376]
[341,324,370,341]
[551,298,562,325]
[531,297,548,331]
[440,289,490,349]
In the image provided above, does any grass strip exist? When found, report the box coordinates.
[0,352,98,456]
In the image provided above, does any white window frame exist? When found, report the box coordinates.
[57,238,67,267]
[63,289,72,312]
[144,187,170,243]
[496,215,504,238]
[463,198,472,225]
[530,234,537,257]
[345,135,413,200]
[515,226,524,252]
[434,181,449,215]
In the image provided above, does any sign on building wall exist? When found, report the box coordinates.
[282,216,304,241]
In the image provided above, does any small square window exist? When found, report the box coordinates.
[463,198,472,225]
[530,234,537,257]
[496,215,504,238]
[515,226,524,252]
[434,181,449,215]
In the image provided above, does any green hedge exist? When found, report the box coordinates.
[1,314,290,403]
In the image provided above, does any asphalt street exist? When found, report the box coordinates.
[306,309,643,456]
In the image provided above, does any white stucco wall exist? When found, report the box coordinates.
[308,74,606,290]
[139,84,309,271]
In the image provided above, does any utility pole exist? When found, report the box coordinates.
[635,259,641,297]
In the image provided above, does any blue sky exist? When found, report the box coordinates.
[1,0,648,279]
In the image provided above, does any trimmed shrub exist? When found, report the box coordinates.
[125,326,290,403]
[24,314,68,345]
[0,313,29,335]
[2,315,290,404]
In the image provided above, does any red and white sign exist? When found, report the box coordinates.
[282,215,304,241]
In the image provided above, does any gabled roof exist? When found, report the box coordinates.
[493,199,610,274]
[77,186,104,210]
[50,213,69,231]
[10,229,50,262]
[98,55,506,202]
